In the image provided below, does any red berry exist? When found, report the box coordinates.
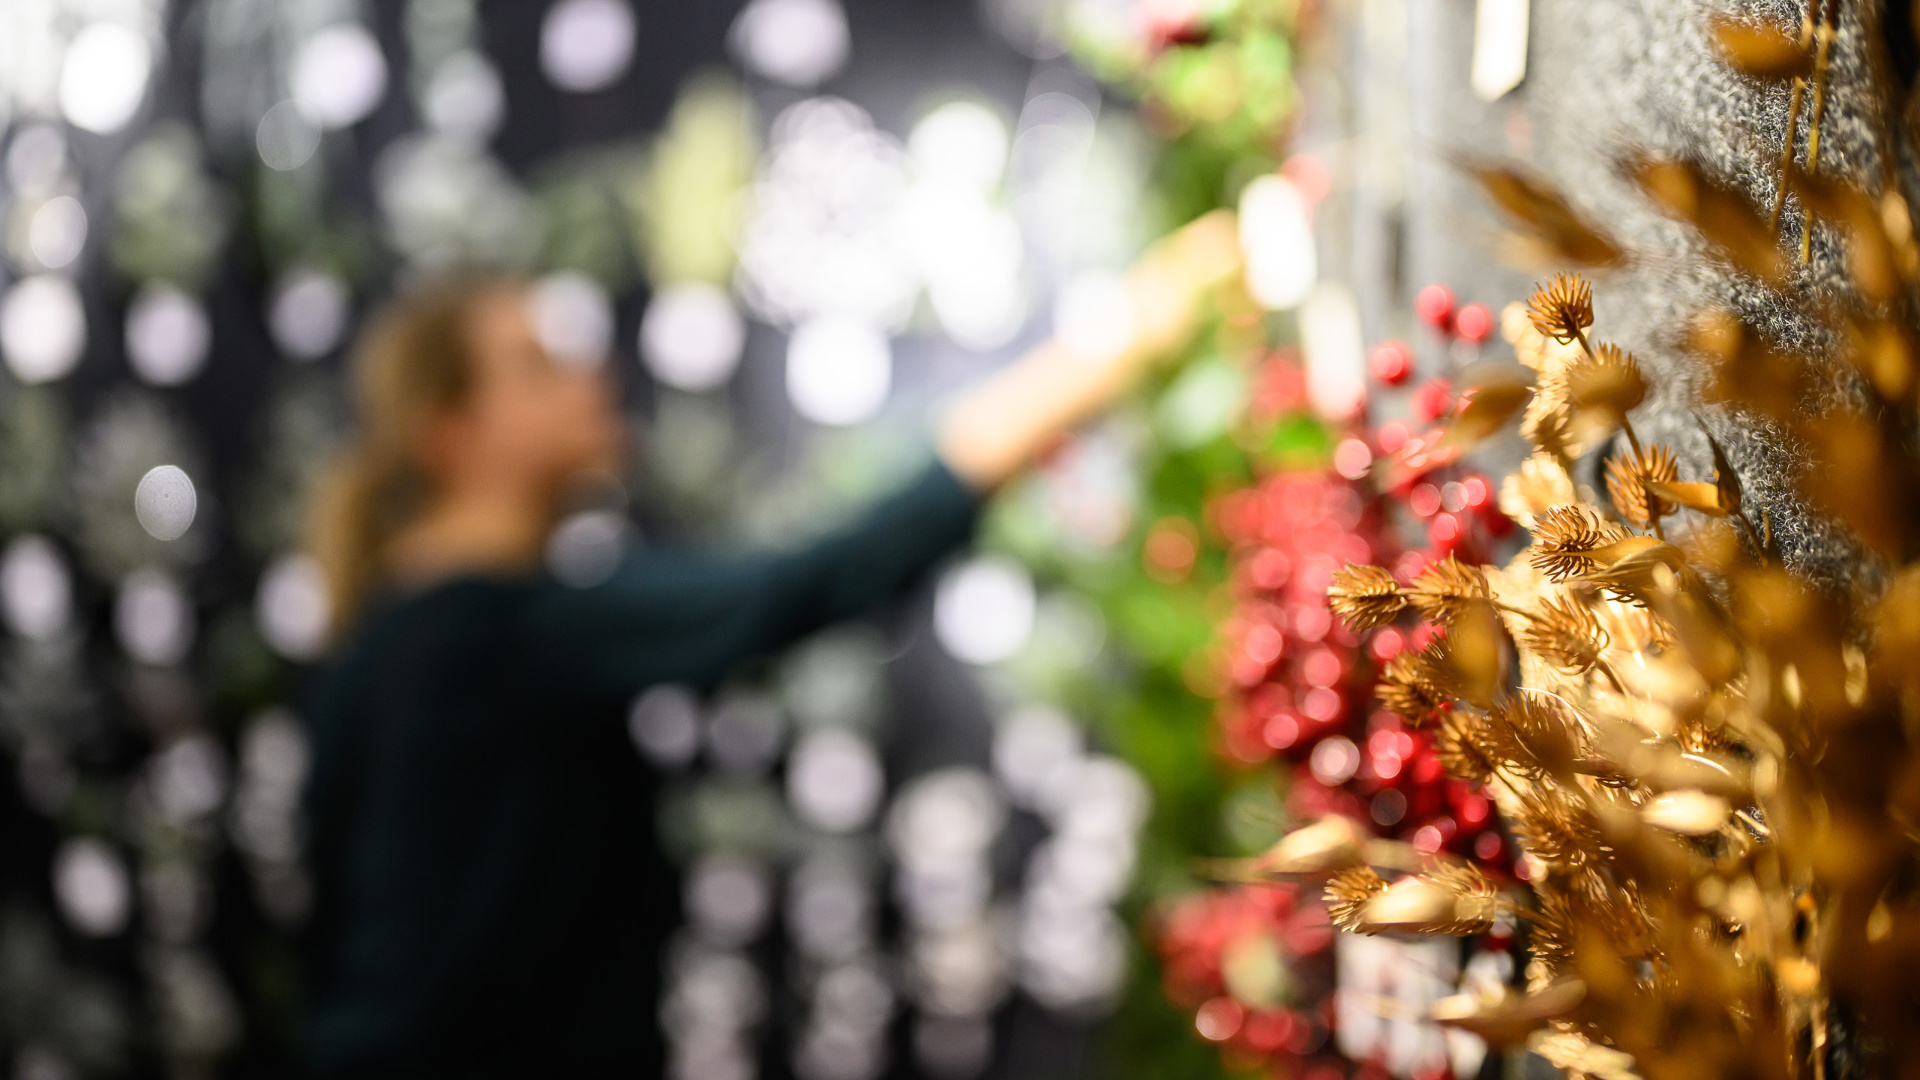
[1415,284,1455,331]
[1455,302,1494,343]
[1412,378,1454,423]
[1368,340,1413,386]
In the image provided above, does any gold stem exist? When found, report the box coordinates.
[1595,660,1627,697]
[1571,326,1597,362]
[1801,0,1839,263]
[1770,78,1806,236]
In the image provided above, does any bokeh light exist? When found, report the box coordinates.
[255,101,321,171]
[785,315,891,426]
[255,554,330,661]
[640,283,745,392]
[0,535,71,642]
[116,568,194,666]
[729,0,851,88]
[268,269,350,360]
[934,556,1036,665]
[531,271,613,370]
[28,196,88,270]
[540,0,637,92]
[134,465,197,542]
[291,24,389,130]
[59,23,153,135]
[125,284,212,386]
[1,274,88,384]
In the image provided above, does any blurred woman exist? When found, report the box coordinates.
[301,215,1236,1078]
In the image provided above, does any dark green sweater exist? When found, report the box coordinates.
[304,463,978,1078]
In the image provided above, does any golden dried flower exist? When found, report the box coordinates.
[1530,506,1630,582]
[1499,453,1579,528]
[1435,708,1498,785]
[1522,593,1610,675]
[1377,647,1453,724]
[1416,862,1502,936]
[1328,564,1407,631]
[1564,343,1647,417]
[1407,556,1491,626]
[1325,866,1389,932]
[1605,443,1680,527]
[1488,693,1582,779]
[1510,789,1608,870]
[1526,273,1595,344]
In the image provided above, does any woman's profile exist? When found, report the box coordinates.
[299,214,1236,1078]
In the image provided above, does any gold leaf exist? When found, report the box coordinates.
[1445,379,1535,448]
[1708,15,1812,79]
[1432,978,1587,1046]
[1630,156,1787,286]
[1465,163,1624,267]
[1645,479,1727,517]
[1640,789,1733,835]
[1254,816,1368,877]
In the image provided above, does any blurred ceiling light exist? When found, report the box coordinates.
[1239,174,1315,310]
[914,1015,993,1079]
[1,275,88,384]
[151,736,231,825]
[255,554,330,661]
[59,23,152,134]
[544,509,626,587]
[896,185,1025,350]
[540,0,636,92]
[628,684,702,769]
[268,269,349,360]
[639,282,745,392]
[134,465,197,542]
[1,535,71,642]
[934,556,1036,665]
[53,838,131,937]
[908,102,1009,191]
[729,0,849,87]
[706,695,786,775]
[888,769,1006,868]
[423,51,504,140]
[788,728,884,833]
[992,705,1082,813]
[6,124,69,192]
[1052,269,1135,362]
[28,195,87,269]
[531,271,613,370]
[1301,282,1366,421]
[115,568,194,666]
[785,315,890,426]
[125,283,211,386]
[291,24,389,130]
[255,100,321,171]
[686,854,772,946]
[738,98,916,330]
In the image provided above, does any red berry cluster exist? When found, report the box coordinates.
[1147,301,1526,1076]
[1156,884,1343,1075]
[1202,348,1513,869]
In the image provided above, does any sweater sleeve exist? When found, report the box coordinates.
[523,461,980,702]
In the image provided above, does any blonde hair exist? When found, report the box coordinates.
[308,274,519,639]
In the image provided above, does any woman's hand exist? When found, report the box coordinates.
[938,210,1243,491]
